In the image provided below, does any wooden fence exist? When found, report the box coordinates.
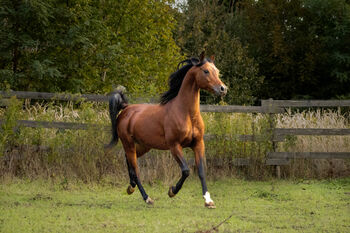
[1,91,350,177]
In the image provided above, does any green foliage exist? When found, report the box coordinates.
[207,36,264,104]
[176,0,264,104]
[0,0,181,96]
[201,112,273,161]
[2,0,349,101]
[0,97,22,156]
[175,0,350,102]
[236,0,350,99]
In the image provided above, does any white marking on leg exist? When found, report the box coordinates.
[203,191,214,204]
[145,196,154,205]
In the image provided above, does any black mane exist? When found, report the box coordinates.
[160,57,209,105]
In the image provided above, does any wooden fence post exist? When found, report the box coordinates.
[262,98,280,178]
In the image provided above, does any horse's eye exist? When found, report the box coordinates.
[203,70,209,74]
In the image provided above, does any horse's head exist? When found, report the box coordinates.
[193,52,227,97]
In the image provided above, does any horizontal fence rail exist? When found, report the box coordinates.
[275,128,350,136]
[269,100,350,107]
[2,91,350,111]
[268,152,350,159]
[0,91,108,102]
[200,105,265,113]
[0,120,261,143]
[0,120,110,131]
[4,121,348,139]
[0,91,273,113]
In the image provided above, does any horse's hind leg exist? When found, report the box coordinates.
[125,147,154,204]
[126,158,136,195]
[168,144,190,197]
[126,145,150,195]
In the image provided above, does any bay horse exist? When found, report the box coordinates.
[107,52,227,208]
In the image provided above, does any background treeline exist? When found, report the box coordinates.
[1,0,350,104]
[0,0,180,96]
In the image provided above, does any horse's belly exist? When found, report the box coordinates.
[135,134,168,150]
[180,136,195,148]
[132,119,168,150]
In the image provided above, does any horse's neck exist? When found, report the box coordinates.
[173,72,200,117]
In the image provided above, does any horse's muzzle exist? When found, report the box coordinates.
[213,84,228,96]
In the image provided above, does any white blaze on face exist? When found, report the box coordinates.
[203,191,214,203]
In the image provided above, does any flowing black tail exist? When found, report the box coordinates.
[105,89,128,149]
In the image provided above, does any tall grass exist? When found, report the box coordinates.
[0,99,349,182]
[275,109,350,178]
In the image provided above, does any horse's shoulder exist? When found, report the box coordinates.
[192,113,204,127]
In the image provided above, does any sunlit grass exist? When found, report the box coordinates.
[0,178,349,233]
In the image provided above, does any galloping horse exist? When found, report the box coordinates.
[107,52,227,208]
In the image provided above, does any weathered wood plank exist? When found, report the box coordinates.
[0,120,110,131]
[204,134,286,142]
[203,134,231,141]
[0,120,291,142]
[0,99,10,107]
[275,128,350,136]
[3,120,348,143]
[1,91,268,113]
[1,120,266,142]
[239,134,286,142]
[261,99,285,113]
[270,100,350,107]
[268,152,350,159]
[0,91,108,102]
[200,105,265,113]
[232,158,250,166]
[187,157,251,167]
[266,159,291,165]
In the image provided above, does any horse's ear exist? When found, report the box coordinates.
[190,58,199,66]
[199,51,205,62]
[210,55,215,63]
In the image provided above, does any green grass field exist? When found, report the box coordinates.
[1,177,349,233]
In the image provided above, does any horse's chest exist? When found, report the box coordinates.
[166,114,203,147]
[178,121,201,147]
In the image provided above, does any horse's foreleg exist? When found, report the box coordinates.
[168,144,190,197]
[192,139,216,208]
[125,150,154,205]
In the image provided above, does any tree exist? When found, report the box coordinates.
[175,0,350,102]
[176,0,264,104]
[0,0,181,96]
[238,0,350,99]
[0,0,62,91]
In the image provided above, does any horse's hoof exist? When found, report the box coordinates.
[204,202,216,209]
[127,185,135,195]
[168,186,176,198]
[145,197,154,205]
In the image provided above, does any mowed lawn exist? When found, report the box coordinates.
[0,177,349,233]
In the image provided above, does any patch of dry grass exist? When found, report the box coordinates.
[276,109,350,152]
